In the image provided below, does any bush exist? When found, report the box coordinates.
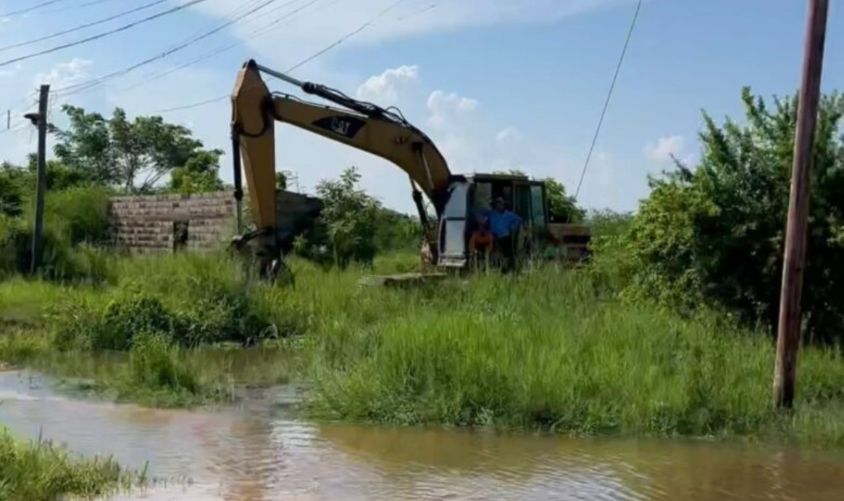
[0,186,112,281]
[53,254,281,351]
[295,167,379,268]
[93,296,175,351]
[40,186,111,246]
[631,89,844,342]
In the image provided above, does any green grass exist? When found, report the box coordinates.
[305,266,844,443]
[1,251,843,446]
[0,429,133,501]
[0,328,294,408]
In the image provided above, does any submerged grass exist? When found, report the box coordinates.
[0,429,133,501]
[1,251,843,445]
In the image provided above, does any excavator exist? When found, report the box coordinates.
[230,60,590,280]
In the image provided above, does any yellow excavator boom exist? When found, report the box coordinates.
[231,59,451,237]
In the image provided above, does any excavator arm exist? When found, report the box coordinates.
[231,60,451,276]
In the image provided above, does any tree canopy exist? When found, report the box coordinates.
[294,167,381,268]
[630,88,844,343]
[54,105,222,193]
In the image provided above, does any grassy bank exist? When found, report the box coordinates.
[1,251,843,445]
[0,429,132,500]
[307,267,844,444]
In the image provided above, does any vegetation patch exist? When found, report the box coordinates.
[307,267,844,443]
[0,429,133,501]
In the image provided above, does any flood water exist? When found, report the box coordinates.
[1,370,843,500]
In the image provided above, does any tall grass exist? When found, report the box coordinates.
[0,429,132,500]
[306,266,844,442]
[2,250,843,445]
[0,186,113,281]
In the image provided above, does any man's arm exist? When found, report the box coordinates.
[510,212,522,232]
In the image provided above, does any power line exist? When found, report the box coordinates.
[155,0,407,114]
[397,3,435,21]
[574,0,642,200]
[54,0,281,98]
[117,0,319,94]
[0,0,66,18]
[0,0,170,54]
[45,0,126,13]
[0,0,212,68]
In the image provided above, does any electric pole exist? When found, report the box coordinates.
[773,0,829,410]
[30,84,50,275]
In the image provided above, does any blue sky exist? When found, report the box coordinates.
[0,0,842,213]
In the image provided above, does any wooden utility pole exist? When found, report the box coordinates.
[773,0,829,410]
[30,84,50,275]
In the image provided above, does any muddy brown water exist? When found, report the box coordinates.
[1,370,843,500]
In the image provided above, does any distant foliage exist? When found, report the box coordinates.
[373,208,423,252]
[631,88,844,343]
[0,186,112,280]
[55,105,223,193]
[295,167,380,268]
[169,150,224,194]
[544,177,584,223]
[0,163,26,217]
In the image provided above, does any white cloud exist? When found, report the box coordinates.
[495,127,521,143]
[426,90,478,127]
[355,64,418,105]
[0,63,23,79]
[644,135,689,162]
[33,58,92,90]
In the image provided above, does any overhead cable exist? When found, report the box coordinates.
[0,0,213,68]
[574,0,642,199]
[54,0,280,97]
[155,0,407,114]
[0,0,66,18]
[0,0,170,53]
[117,0,319,94]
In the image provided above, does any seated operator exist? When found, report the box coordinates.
[486,197,522,273]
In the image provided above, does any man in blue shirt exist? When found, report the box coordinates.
[486,197,522,273]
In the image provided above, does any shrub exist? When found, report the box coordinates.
[631,89,844,342]
[53,255,280,351]
[0,186,112,281]
[295,167,379,268]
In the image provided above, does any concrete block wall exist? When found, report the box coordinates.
[107,190,322,253]
[108,192,236,253]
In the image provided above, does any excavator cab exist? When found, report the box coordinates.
[438,174,550,268]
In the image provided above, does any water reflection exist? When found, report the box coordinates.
[1,371,843,500]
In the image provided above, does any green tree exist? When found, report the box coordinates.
[55,105,222,193]
[275,171,290,191]
[544,177,584,222]
[294,167,379,268]
[169,150,224,194]
[373,207,423,251]
[24,154,90,191]
[54,105,113,185]
[0,162,28,217]
[631,88,844,343]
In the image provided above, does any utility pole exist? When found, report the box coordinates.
[30,84,50,275]
[773,0,829,410]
